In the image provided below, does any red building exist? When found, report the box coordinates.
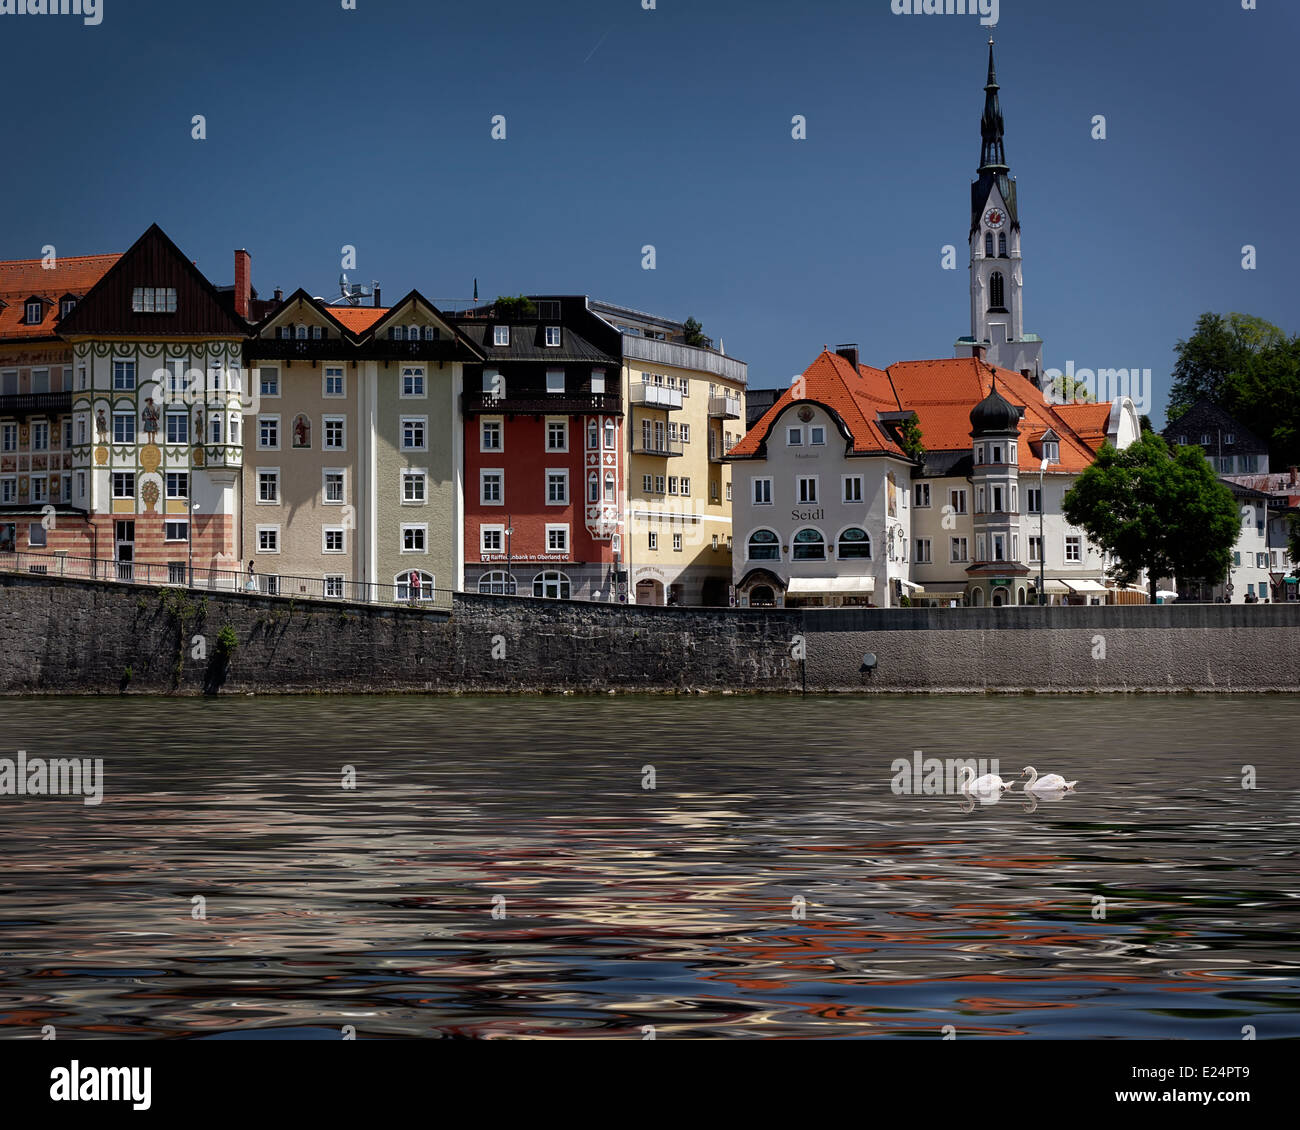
[456,297,625,599]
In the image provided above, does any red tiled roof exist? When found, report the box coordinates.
[326,305,388,333]
[734,351,1126,474]
[0,253,120,341]
[729,350,907,459]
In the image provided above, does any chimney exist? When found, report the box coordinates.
[234,250,251,320]
[273,287,283,303]
[373,286,382,308]
[835,343,859,369]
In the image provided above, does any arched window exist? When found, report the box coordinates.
[989,272,1005,309]
[478,571,516,595]
[984,232,994,258]
[588,472,600,502]
[210,415,222,444]
[395,570,435,601]
[604,472,615,502]
[296,324,308,339]
[838,528,872,559]
[410,324,420,340]
[533,571,571,600]
[587,420,599,449]
[998,232,1007,257]
[604,420,615,449]
[792,528,825,560]
[747,529,780,561]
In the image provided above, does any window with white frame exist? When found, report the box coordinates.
[113,413,135,444]
[949,488,967,514]
[493,326,510,346]
[257,525,280,553]
[166,472,188,499]
[481,524,504,554]
[843,475,863,503]
[259,367,279,397]
[258,416,279,449]
[546,369,565,394]
[915,537,932,563]
[680,476,690,497]
[1028,536,1042,562]
[0,477,15,504]
[30,475,47,503]
[131,287,177,313]
[797,476,818,504]
[672,532,683,552]
[481,419,502,451]
[323,470,345,504]
[726,481,732,502]
[402,470,426,503]
[545,326,561,347]
[31,422,49,451]
[787,426,802,446]
[1065,535,1082,562]
[546,419,567,451]
[113,360,136,390]
[324,367,345,397]
[642,474,653,493]
[1026,487,1042,513]
[258,469,280,504]
[681,423,690,444]
[112,472,135,499]
[402,524,428,553]
[324,575,345,598]
[648,531,658,551]
[164,519,188,542]
[401,367,425,397]
[401,416,426,451]
[591,369,606,393]
[546,470,568,504]
[667,476,678,496]
[654,475,665,494]
[546,524,569,553]
[481,469,503,505]
[165,412,188,445]
[950,537,969,563]
[323,416,345,450]
[810,425,826,446]
[323,527,345,553]
[914,482,931,507]
[0,424,14,453]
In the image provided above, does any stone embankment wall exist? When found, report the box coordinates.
[2,573,1297,695]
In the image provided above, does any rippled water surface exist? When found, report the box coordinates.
[0,694,1297,1039]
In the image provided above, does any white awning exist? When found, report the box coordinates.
[1042,580,1071,595]
[897,579,924,592]
[787,576,875,595]
[1065,579,1108,593]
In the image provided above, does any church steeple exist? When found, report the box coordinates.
[979,37,1008,173]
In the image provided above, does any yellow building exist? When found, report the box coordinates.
[589,301,746,605]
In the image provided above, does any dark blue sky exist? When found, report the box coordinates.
[3,0,1296,420]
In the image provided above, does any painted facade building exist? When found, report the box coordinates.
[0,250,119,556]
[53,225,249,579]
[589,300,747,606]
[455,297,624,601]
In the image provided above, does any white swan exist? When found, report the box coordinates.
[1020,766,1078,793]
[958,766,1013,795]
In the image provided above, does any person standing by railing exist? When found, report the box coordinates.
[409,569,421,603]
[246,560,257,593]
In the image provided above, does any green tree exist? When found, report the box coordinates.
[898,415,925,462]
[683,317,707,347]
[1047,375,1095,404]
[1289,515,1300,576]
[1062,432,1240,602]
[493,295,536,320]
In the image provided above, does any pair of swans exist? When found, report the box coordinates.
[957,766,1078,796]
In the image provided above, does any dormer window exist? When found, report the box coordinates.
[25,299,44,324]
[494,326,510,347]
[545,326,561,347]
[1044,440,1059,463]
[60,297,77,319]
[131,287,177,313]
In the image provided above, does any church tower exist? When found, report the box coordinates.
[955,39,1044,382]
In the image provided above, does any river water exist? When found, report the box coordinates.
[0,694,1296,1039]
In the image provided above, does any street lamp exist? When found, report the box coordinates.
[505,513,515,595]
[188,499,199,588]
[1038,455,1048,606]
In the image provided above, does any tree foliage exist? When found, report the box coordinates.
[1062,432,1240,600]
[1169,312,1300,466]
[493,295,536,320]
[898,416,925,462]
[683,317,707,347]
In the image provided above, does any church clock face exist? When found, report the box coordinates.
[984,207,1006,230]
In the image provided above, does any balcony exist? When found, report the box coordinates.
[709,438,737,463]
[462,391,623,417]
[631,384,683,411]
[708,394,742,420]
[633,435,684,458]
[0,391,73,419]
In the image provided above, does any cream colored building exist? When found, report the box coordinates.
[590,301,746,606]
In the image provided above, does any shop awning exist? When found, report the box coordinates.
[1065,580,1108,593]
[1042,580,1071,595]
[897,579,924,592]
[787,576,875,595]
